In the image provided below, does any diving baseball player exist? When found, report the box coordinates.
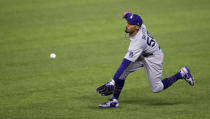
[96,11,194,108]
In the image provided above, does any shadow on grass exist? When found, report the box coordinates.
[73,88,190,109]
[120,97,185,106]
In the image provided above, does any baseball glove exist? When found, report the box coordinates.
[96,84,114,96]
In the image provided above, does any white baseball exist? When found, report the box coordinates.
[50,53,56,59]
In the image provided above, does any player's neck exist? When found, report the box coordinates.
[129,29,139,37]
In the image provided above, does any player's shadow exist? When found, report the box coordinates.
[121,97,184,106]
[73,88,190,109]
[120,89,190,106]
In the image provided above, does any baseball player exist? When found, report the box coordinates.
[96,11,194,108]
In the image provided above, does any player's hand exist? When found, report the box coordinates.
[123,11,131,18]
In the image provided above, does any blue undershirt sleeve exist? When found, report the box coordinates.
[113,58,131,81]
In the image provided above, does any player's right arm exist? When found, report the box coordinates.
[123,11,131,18]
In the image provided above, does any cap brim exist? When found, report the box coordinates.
[125,17,135,25]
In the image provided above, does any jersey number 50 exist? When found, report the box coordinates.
[147,31,156,47]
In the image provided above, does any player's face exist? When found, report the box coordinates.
[125,22,139,34]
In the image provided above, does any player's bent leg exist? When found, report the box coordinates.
[143,61,164,93]
[162,66,194,89]
[150,66,194,92]
[161,71,182,89]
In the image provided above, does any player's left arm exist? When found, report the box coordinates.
[96,50,141,96]
[113,46,144,80]
[96,50,142,96]
[96,58,131,96]
[112,58,131,80]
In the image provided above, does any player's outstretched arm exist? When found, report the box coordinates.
[96,58,131,96]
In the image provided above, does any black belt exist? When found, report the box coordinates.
[142,52,153,57]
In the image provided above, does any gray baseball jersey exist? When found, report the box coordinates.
[122,24,164,92]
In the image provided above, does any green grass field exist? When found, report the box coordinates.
[0,0,210,119]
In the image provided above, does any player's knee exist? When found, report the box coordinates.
[151,84,164,93]
[152,88,161,93]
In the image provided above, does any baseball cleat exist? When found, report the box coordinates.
[180,66,194,86]
[98,98,119,108]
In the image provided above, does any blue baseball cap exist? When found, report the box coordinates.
[124,13,143,26]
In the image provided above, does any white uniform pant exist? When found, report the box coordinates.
[119,50,164,93]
